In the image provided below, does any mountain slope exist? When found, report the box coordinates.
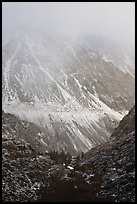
[2,110,49,154]
[2,30,134,111]
[2,103,135,202]
[2,29,135,154]
[37,106,135,202]
[2,110,67,202]
[75,105,135,202]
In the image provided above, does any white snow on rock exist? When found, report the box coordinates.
[67,166,74,170]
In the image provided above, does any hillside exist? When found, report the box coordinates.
[2,29,135,154]
[2,106,135,202]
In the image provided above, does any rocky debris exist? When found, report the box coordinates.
[2,110,49,154]
[36,106,135,202]
[2,110,66,202]
[2,139,52,202]
[77,106,135,202]
[2,106,135,202]
[111,105,135,138]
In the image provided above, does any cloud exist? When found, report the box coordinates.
[2,2,135,46]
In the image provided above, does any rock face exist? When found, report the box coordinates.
[111,105,135,138]
[2,28,135,154]
[2,110,68,202]
[74,105,135,202]
[2,110,49,154]
[2,106,135,202]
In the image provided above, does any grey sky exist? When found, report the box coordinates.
[2,2,135,46]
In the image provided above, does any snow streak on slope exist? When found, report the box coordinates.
[3,92,123,155]
[2,29,134,155]
[26,36,80,105]
[3,40,20,100]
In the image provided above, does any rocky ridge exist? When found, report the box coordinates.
[2,106,135,202]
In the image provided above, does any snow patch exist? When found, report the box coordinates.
[67,166,74,170]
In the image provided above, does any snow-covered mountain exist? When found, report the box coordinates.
[2,28,135,154]
[80,34,135,75]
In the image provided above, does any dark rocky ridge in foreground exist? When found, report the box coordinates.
[111,105,135,138]
[2,110,49,154]
[2,110,70,202]
[2,106,135,202]
[76,105,135,202]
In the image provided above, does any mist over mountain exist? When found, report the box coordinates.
[2,2,135,202]
[2,2,135,46]
[2,26,135,154]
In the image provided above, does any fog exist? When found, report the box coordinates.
[2,2,135,46]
